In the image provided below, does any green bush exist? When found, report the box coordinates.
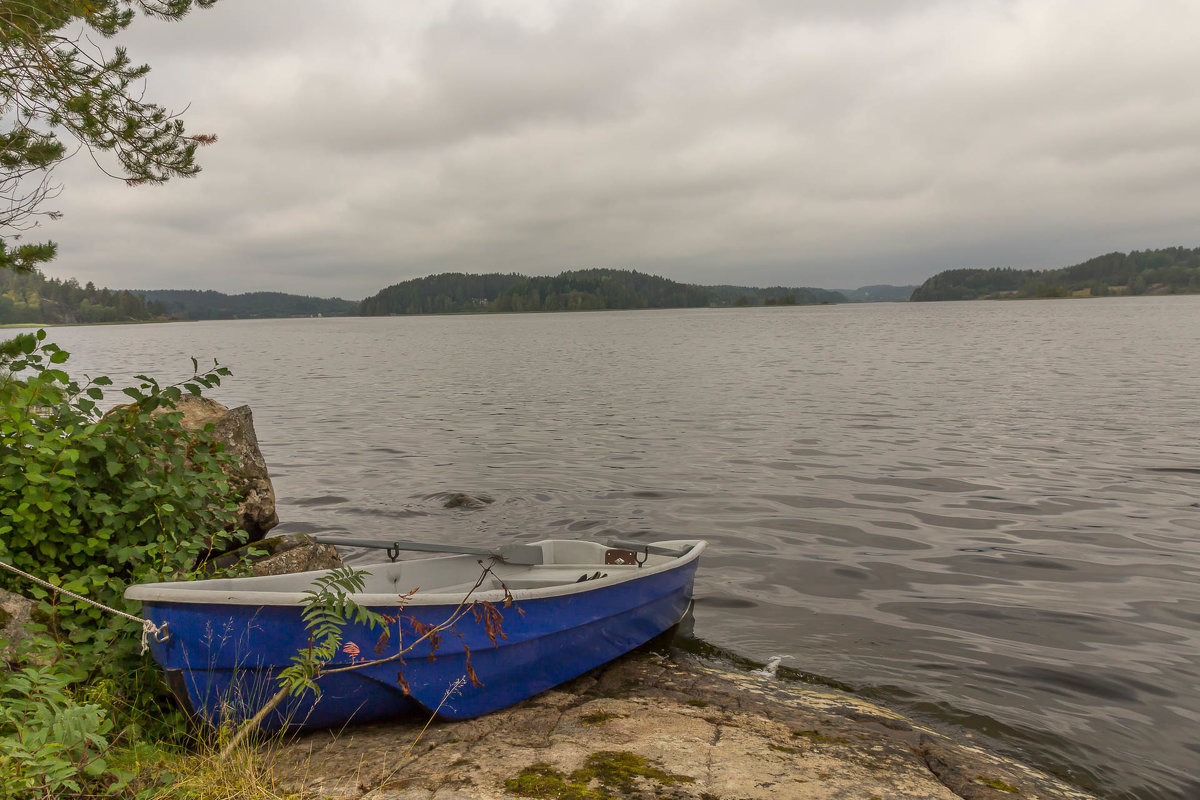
[0,656,124,799]
[0,330,247,735]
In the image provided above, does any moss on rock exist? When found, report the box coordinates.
[505,751,694,799]
[576,750,694,793]
[505,763,597,799]
[580,711,626,726]
[976,775,1021,793]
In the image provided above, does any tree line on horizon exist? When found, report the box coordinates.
[0,270,359,324]
[910,247,1200,301]
[0,267,164,324]
[357,268,846,316]
[2,266,848,325]
[7,248,1200,326]
[134,289,358,320]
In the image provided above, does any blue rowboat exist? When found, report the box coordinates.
[124,538,704,731]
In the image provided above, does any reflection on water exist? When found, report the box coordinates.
[31,296,1200,800]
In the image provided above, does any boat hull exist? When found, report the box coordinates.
[136,549,700,731]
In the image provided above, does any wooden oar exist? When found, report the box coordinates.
[312,535,543,565]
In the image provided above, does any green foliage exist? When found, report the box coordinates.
[910,247,1200,301]
[0,268,164,324]
[0,657,130,799]
[0,240,57,276]
[1,0,217,272]
[276,567,385,698]
[0,330,245,733]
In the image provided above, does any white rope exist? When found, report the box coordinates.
[0,559,166,654]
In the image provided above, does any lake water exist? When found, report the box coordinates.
[27,296,1200,800]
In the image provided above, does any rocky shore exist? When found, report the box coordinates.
[264,648,1095,800]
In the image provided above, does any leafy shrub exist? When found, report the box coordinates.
[0,657,125,799]
[0,330,247,733]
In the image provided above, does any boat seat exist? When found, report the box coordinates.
[370,563,639,597]
[407,576,505,596]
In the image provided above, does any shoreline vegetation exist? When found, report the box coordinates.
[910,246,1200,301]
[0,332,259,798]
[1,267,856,326]
[4,246,1198,328]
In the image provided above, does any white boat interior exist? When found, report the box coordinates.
[124,539,705,606]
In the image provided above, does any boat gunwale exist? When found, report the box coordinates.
[124,539,705,607]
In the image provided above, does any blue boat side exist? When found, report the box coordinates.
[138,552,700,731]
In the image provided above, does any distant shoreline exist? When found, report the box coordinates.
[910,247,1199,301]
[0,319,186,329]
[10,293,1200,329]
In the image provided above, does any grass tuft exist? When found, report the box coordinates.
[112,738,298,800]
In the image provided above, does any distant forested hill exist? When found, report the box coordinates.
[135,289,359,319]
[493,269,710,312]
[911,247,1200,301]
[705,285,846,306]
[1,269,161,324]
[360,269,845,315]
[358,273,526,315]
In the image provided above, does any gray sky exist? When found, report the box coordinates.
[39,0,1200,299]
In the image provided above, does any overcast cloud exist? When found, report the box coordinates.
[36,0,1200,298]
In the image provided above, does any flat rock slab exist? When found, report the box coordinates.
[267,651,1096,800]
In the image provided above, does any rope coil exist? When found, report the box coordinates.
[0,559,167,654]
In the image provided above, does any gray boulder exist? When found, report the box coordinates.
[443,492,493,509]
[209,534,342,577]
[172,396,279,542]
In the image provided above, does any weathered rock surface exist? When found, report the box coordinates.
[211,533,342,576]
[265,651,1095,800]
[443,493,493,509]
[0,587,35,658]
[172,396,279,541]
